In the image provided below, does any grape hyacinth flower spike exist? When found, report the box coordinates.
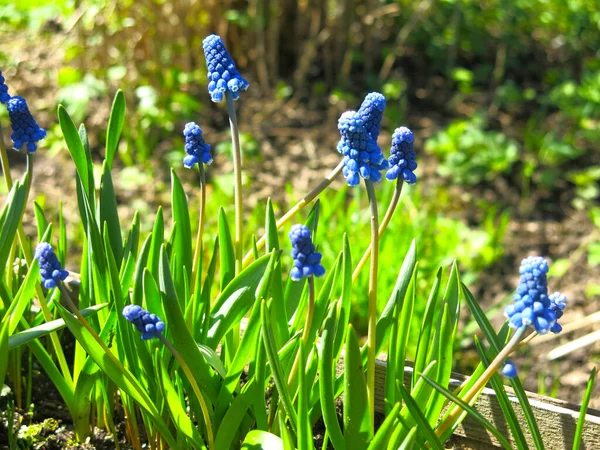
[7,96,46,152]
[337,111,389,187]
[34,243,69,289]
[549,292,567,333]
[289,224,325,281]
[0,71,10,104]
[504,256,559,335]
[386,126,418,184]
[122,304,165,341]
[202,34,249,103]
[183,122,213,168]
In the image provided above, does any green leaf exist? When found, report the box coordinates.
[319,305,345,450]
[0,320,9,388]
[461,284,544,448]
[106,89,125,169]
[332,234,352,360]
[214,251,279,424]
[171,169,192,304]
[573,367,597,450]
[58,105,90,195]
[158,246,219,403]
[9,304,108,349]
[474,336,528,450]
[397,384,444,450]
[207,253,272,348]
[260,299,298,432]
[148,207,164,279]
[413,268,442,389]
[422,375,512,449]
[198,344,226,378]
[219,208,235,290]
[241,430,284,450]
[366,402,401,450]
[265,198,279,253]
[279,411,296,450]
[215,379,255,450]
[55,303,180,449]
[344,326,371,450]
[425,262,460,424]
[0,178,27,279]
[33,201,49,241]
[100,161,123,267]
[297,343,313,450]
[77,124,95,200]
[157,354,206,450]
[6,258,40,334]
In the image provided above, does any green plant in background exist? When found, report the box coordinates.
[2,18,600,450]
[425,115,519,185]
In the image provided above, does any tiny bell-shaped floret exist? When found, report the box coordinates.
[0,71,10,104]
[504,256,558,335]
[548,292,567,334]
[183,122,213,168]
[288,224,326,281]
[7,96,46,152]
[34,243,69,289]
[502,361,518,378]
[202,34,249,103]
[122,304,166,341]
[386,126,418,184]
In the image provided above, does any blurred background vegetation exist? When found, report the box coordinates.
[1,0,599,400]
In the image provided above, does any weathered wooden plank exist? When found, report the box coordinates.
[333,358,600,449]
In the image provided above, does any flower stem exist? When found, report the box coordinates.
[242,161,344,267]
[436,326,526,437]
[225,90,243,275]
[287,276,316,390]
[159,334,214,450]
[191,163,206,295]
[0,132,73,386]
[353,179,403,282]
[364,179,379,429]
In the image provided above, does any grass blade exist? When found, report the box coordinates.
[573,367,597,450]
[105,89,125,169]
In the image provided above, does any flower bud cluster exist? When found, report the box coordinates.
[203,34,249,103]
[34,243,69,289]
[289,224,326,281]
[122,304,166,341]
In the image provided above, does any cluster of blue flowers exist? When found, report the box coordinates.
[34,243,69,289]
[202,34,249,103]
[386,127,418,184]
[289,224,326,281]
[0,71,10,104]
[7,96,47,153]
[338,93,418,187]
[122,304,166,341]
[504,256,560,335]
[337,109,389,186]
[183,122,213,168]
[0,72,46,153]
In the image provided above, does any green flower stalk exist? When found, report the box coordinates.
[203,34,247,275]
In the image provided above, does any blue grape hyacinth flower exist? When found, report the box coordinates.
[289,224,325,281]
[183,122,213,168]
[356,92,386,140]
[7,96,46,152]
[386,126,418,184]
[34,243,69,289]
[502,361,518,378]
[548,292,567,334]
[123,304,165,341]
[337,111,389,187]
[0,71,10,104]
[504,256,559,335]
[202,34,249,103]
